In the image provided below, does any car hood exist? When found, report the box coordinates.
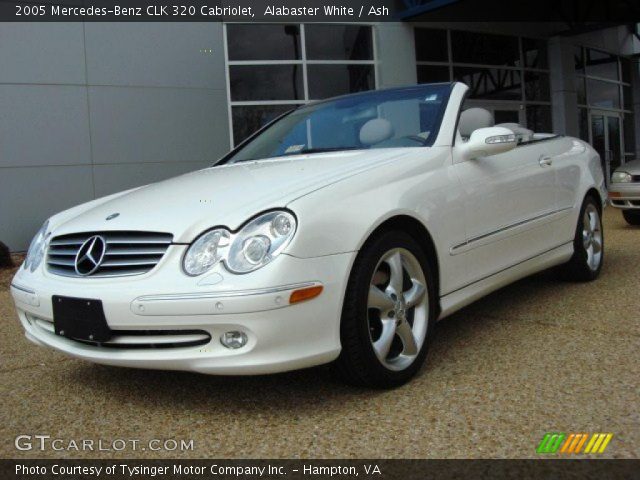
[616,158,640,175]
[51,149,412,243]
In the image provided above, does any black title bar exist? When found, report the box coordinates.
[1,0,639,22]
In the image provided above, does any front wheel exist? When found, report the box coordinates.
[335,231,437,388]
[558,196,604,281]
[622,210,640,226]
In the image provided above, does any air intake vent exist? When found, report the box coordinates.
[47,231,173,278]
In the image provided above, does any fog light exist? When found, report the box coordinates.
[220,331,248,349]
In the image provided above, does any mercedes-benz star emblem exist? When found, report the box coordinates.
[74,235,107,276]
[106,213,120,221]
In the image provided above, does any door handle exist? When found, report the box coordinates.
[539,155,553,167]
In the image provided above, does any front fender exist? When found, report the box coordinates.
[284,148,467,295]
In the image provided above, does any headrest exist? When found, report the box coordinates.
[458,108,494,138]
[495,123,534,142]
[359,118,394,146]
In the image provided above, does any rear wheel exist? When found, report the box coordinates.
[558,196,603,281]
[622,210,640,226]
[335,231,436,388]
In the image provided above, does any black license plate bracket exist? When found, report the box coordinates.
[52,296,112,342]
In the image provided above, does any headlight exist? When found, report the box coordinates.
[611,171,632,183]
[24,220,50,273]
[182,210,297,276]
[182,228,230,276]
[226,211,296,273]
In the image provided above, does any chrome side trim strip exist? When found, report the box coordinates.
[442,240,574,298]
[10,283,35,295]
[135,282,320,303]
[450,206,573,255]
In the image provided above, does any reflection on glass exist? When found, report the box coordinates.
[608,116,622,175]
[305,25,373,60]
[417,65,450,84]
[623,115,635,155]
[522,38,548,69]
[451,30,520,67]
[585,49,619,81]
[621,58,632,84]
[227,24,301,61]
[307,65,374,99]
[587,79,620,109]
[494,110,520,124]
[230,65,303,101]
[590,115,607,181]
[575,76,586,105]
[526,105,552,132]
[578,108,589,142]
[232,105,297,145]
[415,28,449,62]
[524,71,550,101]
[454,67,522,101]
[574,46,584,73]
[623,85,632,111]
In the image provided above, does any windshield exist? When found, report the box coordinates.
[224,84,453,163]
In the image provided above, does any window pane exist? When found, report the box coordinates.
[524,71,550,101]
[526,105,552,132]
[585,49,619,81]
[230,65,303,101]
[227,24,301,61]
[621,57,632,84]
[522,38,548,69]
[305,25,372,61]
[574,46,584,74]
[417,65,450,84]
[623,85,633,111]
[415,28,449,62]
[451,30,520,67]
[454,67,522,101]
[624,115,636,155]
[587,79,620,109]
[232,105,296,145]
[575,76,586,105]
[307,64,374,99]
[578,108,589,142]
[494,110,520,124]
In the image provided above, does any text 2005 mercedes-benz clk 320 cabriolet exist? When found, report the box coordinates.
[11,82,606,388]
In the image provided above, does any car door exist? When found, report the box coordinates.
[452,138,558,287]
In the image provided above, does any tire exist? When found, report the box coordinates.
[558,196,604,281]
[622,210,640,226]
[335,230,437,388]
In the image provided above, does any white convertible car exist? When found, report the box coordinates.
[11,82,606,388]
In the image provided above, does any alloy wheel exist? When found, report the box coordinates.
[367,248,429,371]
[582,204,603,272]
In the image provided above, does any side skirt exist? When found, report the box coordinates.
[437,242,574,321]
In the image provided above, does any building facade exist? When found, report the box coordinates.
[1,21,639,250]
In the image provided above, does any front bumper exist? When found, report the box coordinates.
[10,247,355,375]
[608,184,640,209]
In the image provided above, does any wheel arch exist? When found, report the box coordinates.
[585,187,604,212]
[358,214,441,315]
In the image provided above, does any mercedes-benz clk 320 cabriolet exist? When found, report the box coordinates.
[11,82,606,388]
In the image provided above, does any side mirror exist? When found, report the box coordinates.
[458,126,517,161]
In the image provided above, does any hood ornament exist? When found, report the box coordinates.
[105,213,120,221]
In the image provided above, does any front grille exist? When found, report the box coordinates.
[47,231,173,278]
